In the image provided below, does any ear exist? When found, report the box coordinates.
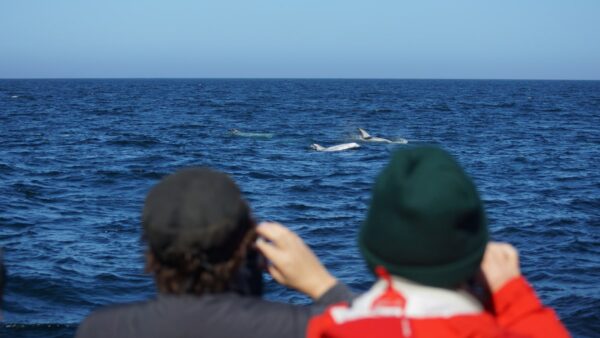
[144,250,157,273]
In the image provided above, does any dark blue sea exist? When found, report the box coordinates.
[0,79,598,337]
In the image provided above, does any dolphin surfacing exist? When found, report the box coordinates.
[358,128,407,144]
[230,129,274,139]
[311,142,360,152]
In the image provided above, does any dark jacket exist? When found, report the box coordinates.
[76,283,352,338]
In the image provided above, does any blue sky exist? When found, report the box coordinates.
[1,0,598,79]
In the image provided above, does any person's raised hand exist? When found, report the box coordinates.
[480,242,521,293]
[255,222,336,300]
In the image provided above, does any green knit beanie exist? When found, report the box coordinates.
[359,146,488,288]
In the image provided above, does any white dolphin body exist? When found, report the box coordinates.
[358,128,408,144]
[311,142,360,152]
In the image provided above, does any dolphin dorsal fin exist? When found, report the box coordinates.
[358,128,371,139]
[312,144,325,151]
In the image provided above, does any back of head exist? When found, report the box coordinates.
[143,167,257,295]
[359,146,488,288]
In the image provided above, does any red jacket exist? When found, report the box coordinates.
[307,276,570,338]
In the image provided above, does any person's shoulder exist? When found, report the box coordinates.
[76,294,312,338]
[201,294,311,338]
[196,292,308,318]
[88,299,152,320]
[75,300,153,338]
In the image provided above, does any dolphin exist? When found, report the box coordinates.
[358,128,408,144]
[230,129,274,139]
[311,142,360,152]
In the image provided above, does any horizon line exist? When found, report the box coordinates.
[0,76,599,81]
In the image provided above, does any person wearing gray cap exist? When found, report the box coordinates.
[76,167,352,338]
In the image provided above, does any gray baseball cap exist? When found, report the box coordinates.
[142,168,252,267]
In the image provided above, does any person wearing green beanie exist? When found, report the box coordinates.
[359,146,488,289]
[307,146,569,338]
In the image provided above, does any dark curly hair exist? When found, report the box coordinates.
[146,227,257,295]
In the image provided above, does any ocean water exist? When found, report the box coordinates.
[0,79,598,337]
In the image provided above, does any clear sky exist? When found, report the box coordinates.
[1,0,598,79]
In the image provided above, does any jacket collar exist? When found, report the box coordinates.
[351,276,483,318]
